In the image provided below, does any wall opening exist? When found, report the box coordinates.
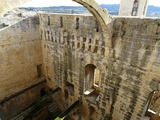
[51,31,54,42]
[37,64,42,78]
[76,18,79,29]
[95,20,99,32]
[84,64,101,95]
[48,16,50,25]
[89,38,92,44]
[83,37,86,42]
[40,88,47,97]
[60,16,63,27]
[132,0,139,16]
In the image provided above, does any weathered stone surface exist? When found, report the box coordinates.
[0,0,160,119]
[119,0,148,17]
[39,13,160,120]
[0,16,42,100]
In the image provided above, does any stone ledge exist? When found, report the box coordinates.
[0,78,46,105]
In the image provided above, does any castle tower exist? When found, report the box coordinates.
[119,0,148,17]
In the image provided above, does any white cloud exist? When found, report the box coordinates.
[148,0,160,7]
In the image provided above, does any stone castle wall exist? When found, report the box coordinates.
[0,16,45,119]
[39,13,160,120]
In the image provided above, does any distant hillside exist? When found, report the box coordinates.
[101,4,120,11]
[19,4,160,17]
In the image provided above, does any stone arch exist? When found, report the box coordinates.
[0,0,113,45]
[0,0,113,28]
[73,0,113,32]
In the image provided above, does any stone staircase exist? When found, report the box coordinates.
[45,97,62,120]
[8,97,61,120]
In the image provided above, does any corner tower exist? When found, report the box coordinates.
[119,0,148,17]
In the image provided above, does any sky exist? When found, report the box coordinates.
[21,0,160,7]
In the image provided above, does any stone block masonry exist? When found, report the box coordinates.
[39,13,160,120]
[0,16,44,119]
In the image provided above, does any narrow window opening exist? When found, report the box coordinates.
[95,21,99,32]
[40,88,47,97]
[47,31,50,41]
[48,16,50,26]
[83,37,86,42]
[76,18,79,29]
[89,38,92,43]
[59,33,61,43]
[156,24,160,35]
[51,32,54,42]
[55,32,57,42]
[60,16,63,27]
[132,0,139,16]
[37,64,42,78]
